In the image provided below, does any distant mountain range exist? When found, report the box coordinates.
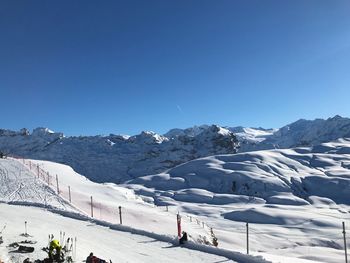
[0,115,349,183]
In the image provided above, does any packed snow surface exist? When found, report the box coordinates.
[1,137,350,262]
[0,158,269,263]
[0,203,239,263]
[127,138,350,263]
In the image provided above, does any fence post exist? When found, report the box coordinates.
[68,186,71,203]
[177,213,181,238]
[24,221,27,236]
[246,222,249,255]
[90,196,94,217]
[56,174,59,194]
[118,206,122,225]
[343,222,348,263]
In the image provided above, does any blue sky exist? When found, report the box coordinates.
[0,0,349,136]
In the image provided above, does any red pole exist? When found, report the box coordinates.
[177,213,181,238]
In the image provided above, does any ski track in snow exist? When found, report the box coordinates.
[1,137,350,262]
[0,158,269,263]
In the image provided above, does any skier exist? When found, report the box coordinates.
[48,239,63,262]
[179,231,188,245]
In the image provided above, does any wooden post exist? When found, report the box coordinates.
[90,196,94,217]
[68,186,71,203]
[118,206,122,225]
[56,174,59,194]
[246,222,249,255]
[24,221,27,236]
[343,222,348,263]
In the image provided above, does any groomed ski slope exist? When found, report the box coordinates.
[4,160,334,263]
[0,158,270,263]
[20,159,327,263]
[0,203,236,263]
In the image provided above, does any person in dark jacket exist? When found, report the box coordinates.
[179,231,188,245]
[86,253,108,263]
[86,253,94,263]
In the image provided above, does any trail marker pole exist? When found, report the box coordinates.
[74,237,77,261]
[343,222,348,263]
[118,206,122,225]
[56,174,59,194]
[90,196,94,217]
[177,213,182,238]
[37,165,39,178]
[99,203,102,219]
[68,186,71,203]
[166,205,168,212]
[246,222,249,255]
[47,172,50,185]
[24,221,27,236]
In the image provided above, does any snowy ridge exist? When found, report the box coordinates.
[1,115,350,184]
[128,138,350,205]
[0,125,239,183]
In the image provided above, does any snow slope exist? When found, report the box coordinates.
[128,138,350,205]
[126,138,350,263]
[0,203,238,263]
[0,157,270,263]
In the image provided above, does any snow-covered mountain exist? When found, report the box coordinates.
[125,138,350,263]
[1,115,350,184]
[1,137,350,263]
[165,116,350,152]
[127,138,350,206]
[0,125,239,183]
[237,115,350,151]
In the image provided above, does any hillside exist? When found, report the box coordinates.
[0,158,270,263]
[1,144,348,262]
[0,126,238,183]
[127,138,350,205]
[1,116,350,184]
[126,138,350,263]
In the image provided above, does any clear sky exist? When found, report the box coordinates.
[0,0,349,136]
